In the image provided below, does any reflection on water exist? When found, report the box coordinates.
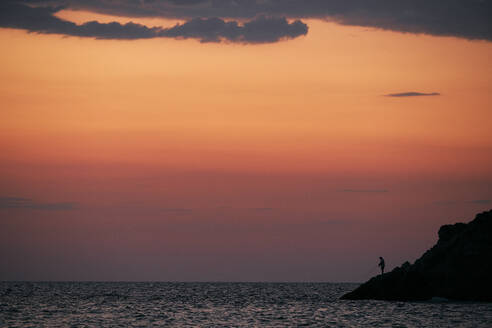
[1,282,491,327]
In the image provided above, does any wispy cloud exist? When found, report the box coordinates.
[433,199,491,206]
[433,200,458,206]
[385,92,440,98]
[0,197,77,211]
[161,208,193,214]
[468,199,491,205]
[338,189,389,193]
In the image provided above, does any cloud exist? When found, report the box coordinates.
[338,189,389,193]
[433,200,458,206]
[468,199,491,205]
[0,2,160,39]
[161,208,193,214]
[160,16,308,43]
[385,92,440,97]
[12,0,492,41]
[0,2,307,43]
[433,199,491,206]
[0,197,77,211]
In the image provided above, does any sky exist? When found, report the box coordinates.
[0,0,491,282]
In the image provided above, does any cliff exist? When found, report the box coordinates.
[341,209,492,301]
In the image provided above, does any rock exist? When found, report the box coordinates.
[341,209,492,302]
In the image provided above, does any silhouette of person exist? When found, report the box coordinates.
[378,257,385,275]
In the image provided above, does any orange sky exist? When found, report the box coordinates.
[0,14,491,281]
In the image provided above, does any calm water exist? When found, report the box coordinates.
[1,282,491,327]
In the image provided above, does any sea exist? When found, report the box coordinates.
[1,282,491,327]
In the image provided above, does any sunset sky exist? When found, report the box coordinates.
[1,0,491,282]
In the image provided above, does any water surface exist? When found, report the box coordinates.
[1,282,491,327]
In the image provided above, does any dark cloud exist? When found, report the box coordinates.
[13,0,492,41]
[0,2,160,39]
[385,92,441,97]
[0,197,77,211]
[0,2,307,43]
[160,16,308,43]
[338,189,389,193]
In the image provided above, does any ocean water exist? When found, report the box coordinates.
[1,282,491,327]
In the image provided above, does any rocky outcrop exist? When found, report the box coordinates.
[341,209,492,301]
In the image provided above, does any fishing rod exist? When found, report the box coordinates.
[361,263,379,278]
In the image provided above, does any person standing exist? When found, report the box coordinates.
[378,257,385,275]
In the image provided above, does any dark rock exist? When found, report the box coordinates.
[341,209,492,302]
